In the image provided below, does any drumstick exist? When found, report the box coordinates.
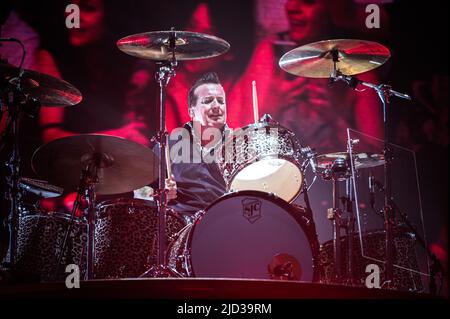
[252,80,259,123]
[165,133,172,179]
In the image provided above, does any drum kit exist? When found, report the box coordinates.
[1,30,433,292]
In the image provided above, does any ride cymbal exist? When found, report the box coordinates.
[279,39,390,78]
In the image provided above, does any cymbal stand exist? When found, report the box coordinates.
[343,177,356,284]
[329,64,411,288]
[325,157,348,283]
[1,86,21,268]
[141,30,178,278]
[85,164,98,280]
[344,138,360,285]
[0,59,40,268]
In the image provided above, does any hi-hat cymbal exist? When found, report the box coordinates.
[117,30,230,61]
[0,63,82,106]
[279,39,391,78]
[317,152,385,170]
[32,135,157,195]
[19,177,64,198]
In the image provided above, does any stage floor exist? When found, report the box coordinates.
[0,278,436,299]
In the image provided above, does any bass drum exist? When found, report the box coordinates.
[168,191,320,281]
[94,198,186,279]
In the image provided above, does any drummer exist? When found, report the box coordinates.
[144,72,229,217]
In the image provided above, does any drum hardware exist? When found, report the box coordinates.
[18,177,63,198]
[342,142,358,286]
[280,38,416,288]
[326,159,346,283]
[299,172,319,281]
[1,81,25,269]
[317,139,436,288]
[1,52,33,268]
[300,146,317,173]
[328,167,361,285]
[140,57,176,277]
[329,68,411,289]
[305,41,408,286]
[117,29,230,277]
[1,48,82,270]
[31,134,157,280]
[316,137,364,284]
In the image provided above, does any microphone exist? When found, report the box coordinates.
[369,171,375,208]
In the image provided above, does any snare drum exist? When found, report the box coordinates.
[94,198,186,279]
[168,191,320,281]
[218,118,305,203]
[16,208,87,281]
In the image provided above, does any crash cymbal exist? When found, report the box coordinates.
[117,30,230,61]
[0,63,82,106]
[32,134,157,195]
[19,177,64,198]
[317,152,385,170]
[279,39,390,78]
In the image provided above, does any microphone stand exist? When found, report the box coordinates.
[329,61,411,288]
[54,169,87,280]
[54,162,99,281]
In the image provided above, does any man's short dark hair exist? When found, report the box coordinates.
[188,72,222,109]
